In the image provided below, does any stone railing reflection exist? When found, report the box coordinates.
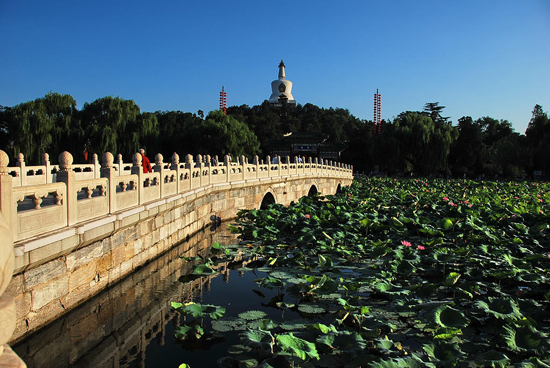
[0,150,353,243]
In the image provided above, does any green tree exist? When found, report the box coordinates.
[81,96,158,160]
[8,92,79,164]
[449,116,483,177]
[200,110,261,158]
[525,104,550,176]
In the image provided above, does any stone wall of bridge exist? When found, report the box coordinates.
[0,149,353,344]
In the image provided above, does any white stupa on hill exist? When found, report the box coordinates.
[268,60,296,105]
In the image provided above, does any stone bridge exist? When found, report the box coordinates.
[0,149,353,363]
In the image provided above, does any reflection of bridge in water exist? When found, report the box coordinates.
[13,225,249,368]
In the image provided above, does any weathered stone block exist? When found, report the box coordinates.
[31,275,68,310]
[24,258,65,289]
[27,297,65,330]
[68,261,97,291]
[13,292,31,320]
[63,283,91,310]
[66,240,103,271]
[5,274,24,297]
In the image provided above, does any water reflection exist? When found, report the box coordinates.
[14,224,241,368]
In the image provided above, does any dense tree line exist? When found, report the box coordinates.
[1,92,548,179]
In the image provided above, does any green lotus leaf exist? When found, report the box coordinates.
[247,319,277,330]
[174,324,204,340]
[211,317,248,332]
[503,324,550,355]
[178,364,190,368]
[516,357,550,367]
[318,254,334,268]
[254,276,285,289]
[178,303,226,319]
[433,251,456,263]
[317,330,366,353]
[310,322,337,334]
[192,264,216,275]
[217,356,258,368]
[433,327,463,340]
[310,274,339,294]
[393,260,416,275]
[442,272,461,287]
[238,310,267,320]
[375,338,395,351]
[373,281,411,295]
[369,356,425,367]
[276,332,320,361]
[475,297,523,320]
[240,329,275,351]
[297,303,328,314]
[279,319,310,331]
[423,342,465,366]
[431,305,469,328]
[226,344,252,355]
[475,350,511,367]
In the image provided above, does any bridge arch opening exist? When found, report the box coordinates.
[336,183,343,194]
[307,185,318,197]
[260,192,276,209]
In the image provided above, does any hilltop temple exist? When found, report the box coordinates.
[268,60,296,106]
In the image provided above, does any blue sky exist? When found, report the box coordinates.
[1,0,549,134]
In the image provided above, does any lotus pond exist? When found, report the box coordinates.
[175,177,550,367]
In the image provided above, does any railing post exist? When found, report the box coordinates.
[15,153,25,187]
[171,153,180,193]
[44,153,52,183]
[196,154,203,186]
[0,150,15,234]
[154,153,165,197]
[56,151,77,226]
[132,153,144,204]
[240,155,246,180]
[93,153,100,178]
[254,155,259,179]
[100,152,117,214]
[117,154,124,176]
[224,154,231,183]
[205,155,212,184]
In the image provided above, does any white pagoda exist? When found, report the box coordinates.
[268,60,296,105]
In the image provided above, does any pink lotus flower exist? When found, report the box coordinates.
[304,214,310,219]
[443,197,449,201]
[417,245,426,250]
[547,254,550,259]
[401,240,412,247]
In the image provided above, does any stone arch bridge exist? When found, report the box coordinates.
[0,149,353,348]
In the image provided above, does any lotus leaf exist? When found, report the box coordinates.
[276,333,320,361]
[238,310,267,320]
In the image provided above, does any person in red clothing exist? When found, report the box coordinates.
[139,148,152,173]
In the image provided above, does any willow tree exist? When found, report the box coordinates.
[81,96,158,160]
[393,111,457,175]
[9,92,79,164]
[202,110,261,158]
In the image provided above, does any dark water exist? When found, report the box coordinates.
[13,224,295,368]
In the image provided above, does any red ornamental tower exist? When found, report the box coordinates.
[373,89,382,134]
[219,86,227,115]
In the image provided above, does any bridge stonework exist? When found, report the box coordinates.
[0,150,352,348]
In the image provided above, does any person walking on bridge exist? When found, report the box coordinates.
[139,148,152,173]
